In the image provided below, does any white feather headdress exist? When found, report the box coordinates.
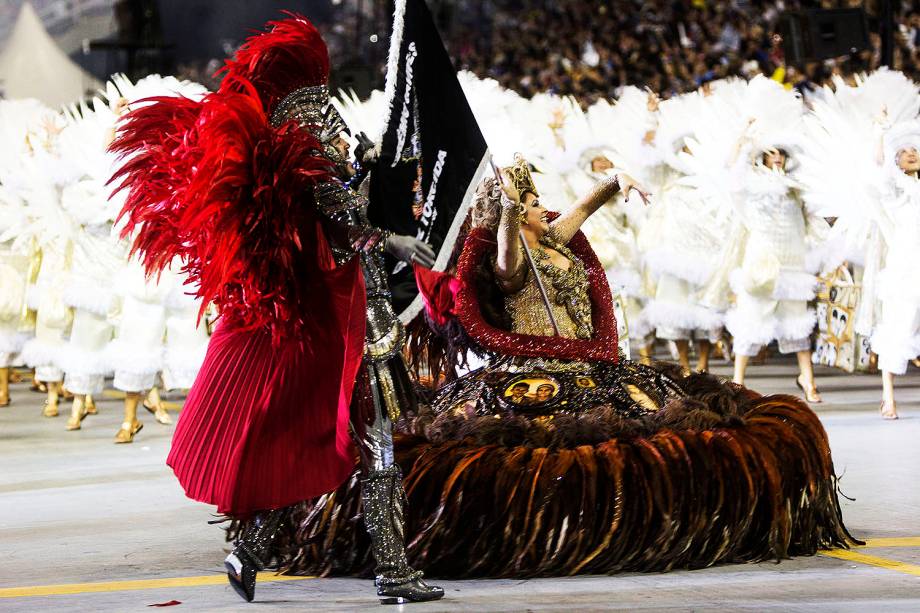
[741,76,806,162]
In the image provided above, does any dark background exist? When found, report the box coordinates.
[2,1,917,103]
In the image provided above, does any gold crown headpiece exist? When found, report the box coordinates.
[503,153,539,198]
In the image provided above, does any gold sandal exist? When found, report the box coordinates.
[144,401,173,425]
[66,411,86,431]
[114,420,143,444]
[880,401,899,420]
[42,401,59,417]
[796,376,822,404]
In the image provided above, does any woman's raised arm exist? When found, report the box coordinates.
[551,175,630,244]
[494,173,527,293]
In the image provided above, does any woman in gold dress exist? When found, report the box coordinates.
[241,156,856,579]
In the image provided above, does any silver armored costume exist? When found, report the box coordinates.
[227,84,442,605]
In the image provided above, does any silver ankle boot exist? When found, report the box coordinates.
[362,466,444,604]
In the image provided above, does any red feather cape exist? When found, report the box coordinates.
[109,81,358,341]
[109,79,368,515]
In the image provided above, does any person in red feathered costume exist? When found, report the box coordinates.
[108,14,443,605]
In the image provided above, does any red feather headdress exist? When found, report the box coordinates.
[218,12,330,113]
[108,15,354,341]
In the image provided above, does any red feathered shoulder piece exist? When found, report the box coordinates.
[454,224,620,364]
[218,13,330,112]
[108,94,204,273]
[109,80,350,339]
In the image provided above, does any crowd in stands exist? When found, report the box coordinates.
[439,0,920,103]
[108,1,920,105]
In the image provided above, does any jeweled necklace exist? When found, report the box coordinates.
[532,236,593,339]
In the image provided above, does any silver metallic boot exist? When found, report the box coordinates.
[225,508,286,602]
[362,466,445,604]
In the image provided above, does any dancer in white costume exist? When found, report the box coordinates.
[100,74,208,441]
[105,257,170,441]
[702,78,828,400]
[14,110,81,417]
[56,94,133,429]
[0,237,32,406]
[0,100,62,407]
[872,125,920,418]
[799,69,920,419]
[567,153,649,357]
[0,189,36,407]
[637,90,728,372]
[586,89,671,363]
[537,95,652,359]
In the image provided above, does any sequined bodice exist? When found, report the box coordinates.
[504,238,594,340]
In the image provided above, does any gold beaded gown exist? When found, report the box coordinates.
[246,223,857,578]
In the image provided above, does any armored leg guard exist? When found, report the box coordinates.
[361,466,444,604]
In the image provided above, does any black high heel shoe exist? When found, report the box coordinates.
[224,509,287,602]
[225,550,258,602]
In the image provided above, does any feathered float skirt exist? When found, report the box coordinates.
[250,357,856,577]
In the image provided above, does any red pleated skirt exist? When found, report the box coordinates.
[167,300,365,517]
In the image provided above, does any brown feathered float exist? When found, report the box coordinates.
[232,213,858,578]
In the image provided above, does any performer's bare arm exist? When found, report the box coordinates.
[494,173,527,293]
[550,175,621,245]
[550,174,649,245]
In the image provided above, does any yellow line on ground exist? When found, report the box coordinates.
[0,573,313,599]
[4,544,918,598]
[859,537,920,549]
[821,549,920,577]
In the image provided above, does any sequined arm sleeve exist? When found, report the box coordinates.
[314,180,388,261]
[551,175,620,245]
[494,193,527,293]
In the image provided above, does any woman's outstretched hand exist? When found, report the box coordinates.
[618,174,651,206]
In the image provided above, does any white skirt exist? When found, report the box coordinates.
[61,309,114,394]
[646,274,722,341]
[726,293,816,357]
[107,295,166,393]
[161,313,209,390]
[871,297,920,375]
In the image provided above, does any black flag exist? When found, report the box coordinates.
[369,0,489,320]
